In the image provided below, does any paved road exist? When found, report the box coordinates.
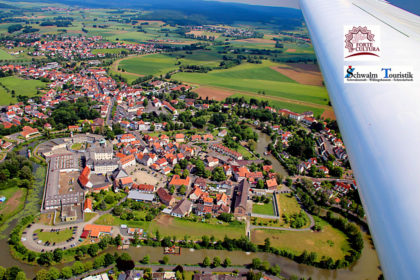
[22,197,127,252]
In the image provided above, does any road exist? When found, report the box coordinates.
[22,197,127,252]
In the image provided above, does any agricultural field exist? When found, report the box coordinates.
[0,76,46,105]
[91,48,129,55]
[119,54,178,76]
[148,215,245,240]
[173,69,328,105]
[251,220,351,261]
[118,50,224,77]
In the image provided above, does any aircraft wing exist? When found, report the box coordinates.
[299,0,420,279]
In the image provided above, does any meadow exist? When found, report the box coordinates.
[148,215,245,240]
[0,76,46,105]
[0,187,27,221]
[0,49,13,60]
[251,219,351,261]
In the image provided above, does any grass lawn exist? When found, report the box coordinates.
[148,215,245,240]
[234,145,255,160]
[94,213,151,228]
[0,187,27,220]
[0,49,13,60]
[84,212,97,222]
[252,201,275,216]
[251,221,351,261]
[0,76,46,105]
[71,143,83,150]
[35,228,74,243]
[277,193,302,217]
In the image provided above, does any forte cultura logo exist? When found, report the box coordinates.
[344,26,381,61]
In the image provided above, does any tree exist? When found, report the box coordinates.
[116,253,135,271]
[88,243,99,257]
[27,251,36,262]
[178,185,186,195]
[202,256,211,267]
[104,253,115,266]
[0,266,5,280]
[72,261,85,275]
[60,267,73,279]
[6,267,23,280]
[38,252,53,265]
[36,269,49,280]
[114,234,122,246]
[53,248,63,262]
[47,268,60,280]
[141,254,150,264]
[16,271,26,280]
[223,257,231,267]
[251,258,261,269]
[162,255,169,264]
[212,256,221,267]
[263,238,271,252]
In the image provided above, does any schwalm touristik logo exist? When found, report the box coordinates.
[344,26,380,61]
[344,66,414,83]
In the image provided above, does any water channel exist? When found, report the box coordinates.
[0,140,381,279]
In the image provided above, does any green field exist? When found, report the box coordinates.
[171,61,329,106]
[251,220,351,261]
[0,76,46,105]
[230,93,325,117]
[277,193,302,217]
[0,187,27,219]
[120,54,178,76]
[35,228,74,243]
[252,197,275,216]
[119,51,223,76]
[148,215,245,240]
[92,48,129,54]
[0,49,13,60]
[95,212,151,228]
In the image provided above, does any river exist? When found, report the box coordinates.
[0,141,381,279]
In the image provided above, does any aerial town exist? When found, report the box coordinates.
[0,1,379,280]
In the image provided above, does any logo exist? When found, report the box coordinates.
[344,26,381,61]
[345,66,355,78]
[344,65,414,83]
